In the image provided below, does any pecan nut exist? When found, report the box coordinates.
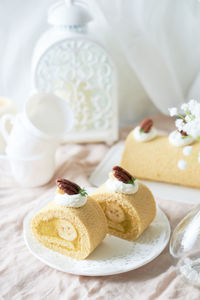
[179,130,188,137]
[139,118,153,133]
[112,166,133,183]
[56,178,80,195]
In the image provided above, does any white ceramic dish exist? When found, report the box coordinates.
[89,142,200,204]
[23,188,170,276]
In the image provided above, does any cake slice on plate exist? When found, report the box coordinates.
[31,178,107,260]
[91,166,156,241]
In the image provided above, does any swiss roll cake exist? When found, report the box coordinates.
[121,118,200,188]
[91,166,156,241]
[31,178,107,260]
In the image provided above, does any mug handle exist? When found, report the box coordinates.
[0,114,15,143]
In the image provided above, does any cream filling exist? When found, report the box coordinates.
[54,190,87,207]
[133,126,157,142]
[106,178,138,194]
[169,130,194,147]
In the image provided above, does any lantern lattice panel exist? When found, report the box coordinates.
[34,39,117,143]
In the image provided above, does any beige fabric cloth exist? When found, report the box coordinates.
[0,125,200,300]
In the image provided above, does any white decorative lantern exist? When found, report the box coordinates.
[32,0,118,144]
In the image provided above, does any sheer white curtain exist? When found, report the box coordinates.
[88,0,200,114]
[1,0,200,125]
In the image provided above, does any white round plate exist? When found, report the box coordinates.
[23,188,171,276]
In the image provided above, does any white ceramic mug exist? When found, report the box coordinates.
[24,92,74,139]
[0,92,74,187]
[1,113,58,157]
[0,96,16,154]
[1,151,56,188]
[0,93,74,157]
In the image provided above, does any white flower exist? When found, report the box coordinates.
[188,99,198,112]
[175,118,184,131]
[180,122,190,135]
[192,104,200,118]
[185,119,200,138]
[189,129,200,139]
[185,115,191,123]
[168,107,178,117]
[181,103,189,111]
[169,100,200,140]
[186,99,200,118]
[181,100,200,119]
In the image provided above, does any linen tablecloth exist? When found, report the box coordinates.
[1,122,200,300]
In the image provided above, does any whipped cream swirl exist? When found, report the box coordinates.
[183,146,193,156]
[177,160,187,170]
[169,130,194,147]
[106,178,139,194]
[54,189,87,207]
[133,126,157,142]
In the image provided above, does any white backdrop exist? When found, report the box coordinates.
[1,0,200,125]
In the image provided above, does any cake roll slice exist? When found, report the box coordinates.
[31,178,107,260]
[91,166,156,241]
